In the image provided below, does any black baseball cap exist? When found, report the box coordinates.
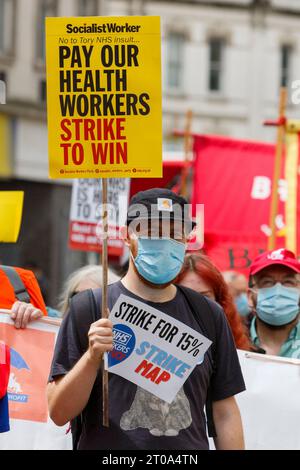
[126,188,196,231]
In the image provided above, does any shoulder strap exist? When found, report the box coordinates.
[1,266,31,303]
[176,284,218,438]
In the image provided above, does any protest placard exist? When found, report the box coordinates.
[69,178,130,255]
[209,350,300,450]
[107,295,212,403]
[46,16,162,179]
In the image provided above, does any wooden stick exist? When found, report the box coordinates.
[268,88,287,251]
[180,109,193,198]
[101,178,109,427]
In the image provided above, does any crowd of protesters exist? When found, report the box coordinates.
[1,189,300,450]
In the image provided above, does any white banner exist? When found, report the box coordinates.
[0,311,71,450]
[107,295,212,403]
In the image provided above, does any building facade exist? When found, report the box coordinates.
[1,0,300,304]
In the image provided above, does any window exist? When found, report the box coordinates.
[208,37,224,92]
[167,32,185,90]
[78,0,98,16]
[36,0,57,63]
[0,0,14,57]
[280,44,292,88]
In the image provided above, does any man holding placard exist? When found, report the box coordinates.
[47,188,245,450]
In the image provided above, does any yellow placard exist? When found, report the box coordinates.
[46,16,162,179]
[0,191,24,242]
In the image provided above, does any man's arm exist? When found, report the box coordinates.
[212,396,245,450]
[47,318,113,426]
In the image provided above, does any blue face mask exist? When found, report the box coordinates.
[256,283,300,326]
[235,293,250,317]
[133,237,186,285]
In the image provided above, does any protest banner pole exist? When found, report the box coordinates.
[264,88,287,250]
[101,178,109,427]
[180,109,193,199]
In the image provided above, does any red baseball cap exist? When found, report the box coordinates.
[250,249,300,276]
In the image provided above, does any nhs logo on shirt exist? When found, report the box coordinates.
[108,324,136,367]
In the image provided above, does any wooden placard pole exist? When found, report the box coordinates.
[101,178,109,427]
[267,88,287,251]
[180,110,193,198]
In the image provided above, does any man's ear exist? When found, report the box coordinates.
[120,225,131,247]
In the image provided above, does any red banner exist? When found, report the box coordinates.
[192,135,288,274]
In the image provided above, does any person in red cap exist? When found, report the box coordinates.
[247,248,300,357]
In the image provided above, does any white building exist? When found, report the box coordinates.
[124,0,300,148]
[1,0,300,301]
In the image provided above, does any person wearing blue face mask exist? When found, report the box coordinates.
[247,249,300,357]
[48,188,246,450]
[223,271,250,318]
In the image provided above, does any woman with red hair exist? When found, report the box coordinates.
[177,252,251,351]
